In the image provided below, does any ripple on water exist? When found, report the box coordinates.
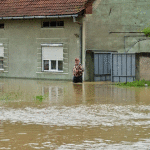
[0,139,10,141]
[57,139,150,150]
[0,105,150,127]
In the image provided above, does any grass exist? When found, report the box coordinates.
[116,79,150,87]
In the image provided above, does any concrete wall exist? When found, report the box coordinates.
[138,53,150,80]
[85,0,150,52]
[83,0,150,81]
[85,51,94,81]
[0,17,82,80]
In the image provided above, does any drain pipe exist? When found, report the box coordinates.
[73,16,83,64]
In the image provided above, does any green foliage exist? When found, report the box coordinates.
[0,91,23,101]
[116,79,150,87]
[142,27,150,37]
[36,95,43,102]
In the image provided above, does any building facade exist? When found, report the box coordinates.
[0,0,89,80]
[83,0,150,81]
[0,0,150,81]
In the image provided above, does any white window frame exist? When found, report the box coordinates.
[42,44,63,72]
[43,60,63,72]
[0,44,4,70]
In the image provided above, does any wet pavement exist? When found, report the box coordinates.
[0,78,150,149]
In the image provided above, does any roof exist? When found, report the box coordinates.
[0,0,88,18]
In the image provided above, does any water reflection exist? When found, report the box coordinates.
[0,79,150,149]
[0,82,4,93]
[0,79,149,106]
[42,86,64,101]
[94,84,136,103]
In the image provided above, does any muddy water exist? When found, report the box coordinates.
[0,78,150,149]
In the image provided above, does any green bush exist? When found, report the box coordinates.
[142,27,150,37]
[116,79,150,87]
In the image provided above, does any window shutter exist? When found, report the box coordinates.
[0,47,4,57]
[42,46,63,60]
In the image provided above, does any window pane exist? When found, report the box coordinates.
[0,62,3,69]
[51,60,56,69]
[58,61,63,71]
[43,22,49,27]
[0,24,4,29]
[57,21,64,27]
[0,57,3,69]
[44,60,49,70]
[50,21,56,27]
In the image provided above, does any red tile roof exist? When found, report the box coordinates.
[0,0,88,18]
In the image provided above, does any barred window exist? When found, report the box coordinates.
[42,21,64,28]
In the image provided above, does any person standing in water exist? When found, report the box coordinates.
[72,58,84,83]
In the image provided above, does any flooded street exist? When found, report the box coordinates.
[0,78,150,149]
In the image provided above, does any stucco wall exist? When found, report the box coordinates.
[83,0,150,81]
[84,0,150,52]
[0,17,81,80]
[138,53,150,81]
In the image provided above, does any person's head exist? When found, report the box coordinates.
[75,58,80,65]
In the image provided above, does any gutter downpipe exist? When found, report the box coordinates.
[73,16,82,64]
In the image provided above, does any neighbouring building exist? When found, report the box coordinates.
[0,0,150,82]
[83,0,150,82]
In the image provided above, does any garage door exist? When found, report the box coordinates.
[111,53,135,82]
[94,53,111,81]
[94,53,136,82]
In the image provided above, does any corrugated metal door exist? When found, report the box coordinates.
[111,53,135,82]
[94,53,111,81]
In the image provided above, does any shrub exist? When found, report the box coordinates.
[142,27,150,37]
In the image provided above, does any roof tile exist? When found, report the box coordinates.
[0,0,88,17]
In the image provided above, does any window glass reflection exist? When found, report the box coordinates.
[51,60,56,69]
[58,61,63,71]
[44,60,49,70]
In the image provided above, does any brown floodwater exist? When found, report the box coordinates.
[0,78,150,150]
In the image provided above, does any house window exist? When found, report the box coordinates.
[0,24,4,29]
[0,47,4,70]
[42,21,64,28]
[42,45,63,72]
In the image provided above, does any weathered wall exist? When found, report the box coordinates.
[128,38,150,53]
[85,51,94,81]
[138,53,150,80]
[0,17,81,80]
[83,0,150,81]
[84,0,150,52]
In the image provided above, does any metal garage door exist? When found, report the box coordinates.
[111,53,135,82]
[94,52,136,82]
[94,53,111,81]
